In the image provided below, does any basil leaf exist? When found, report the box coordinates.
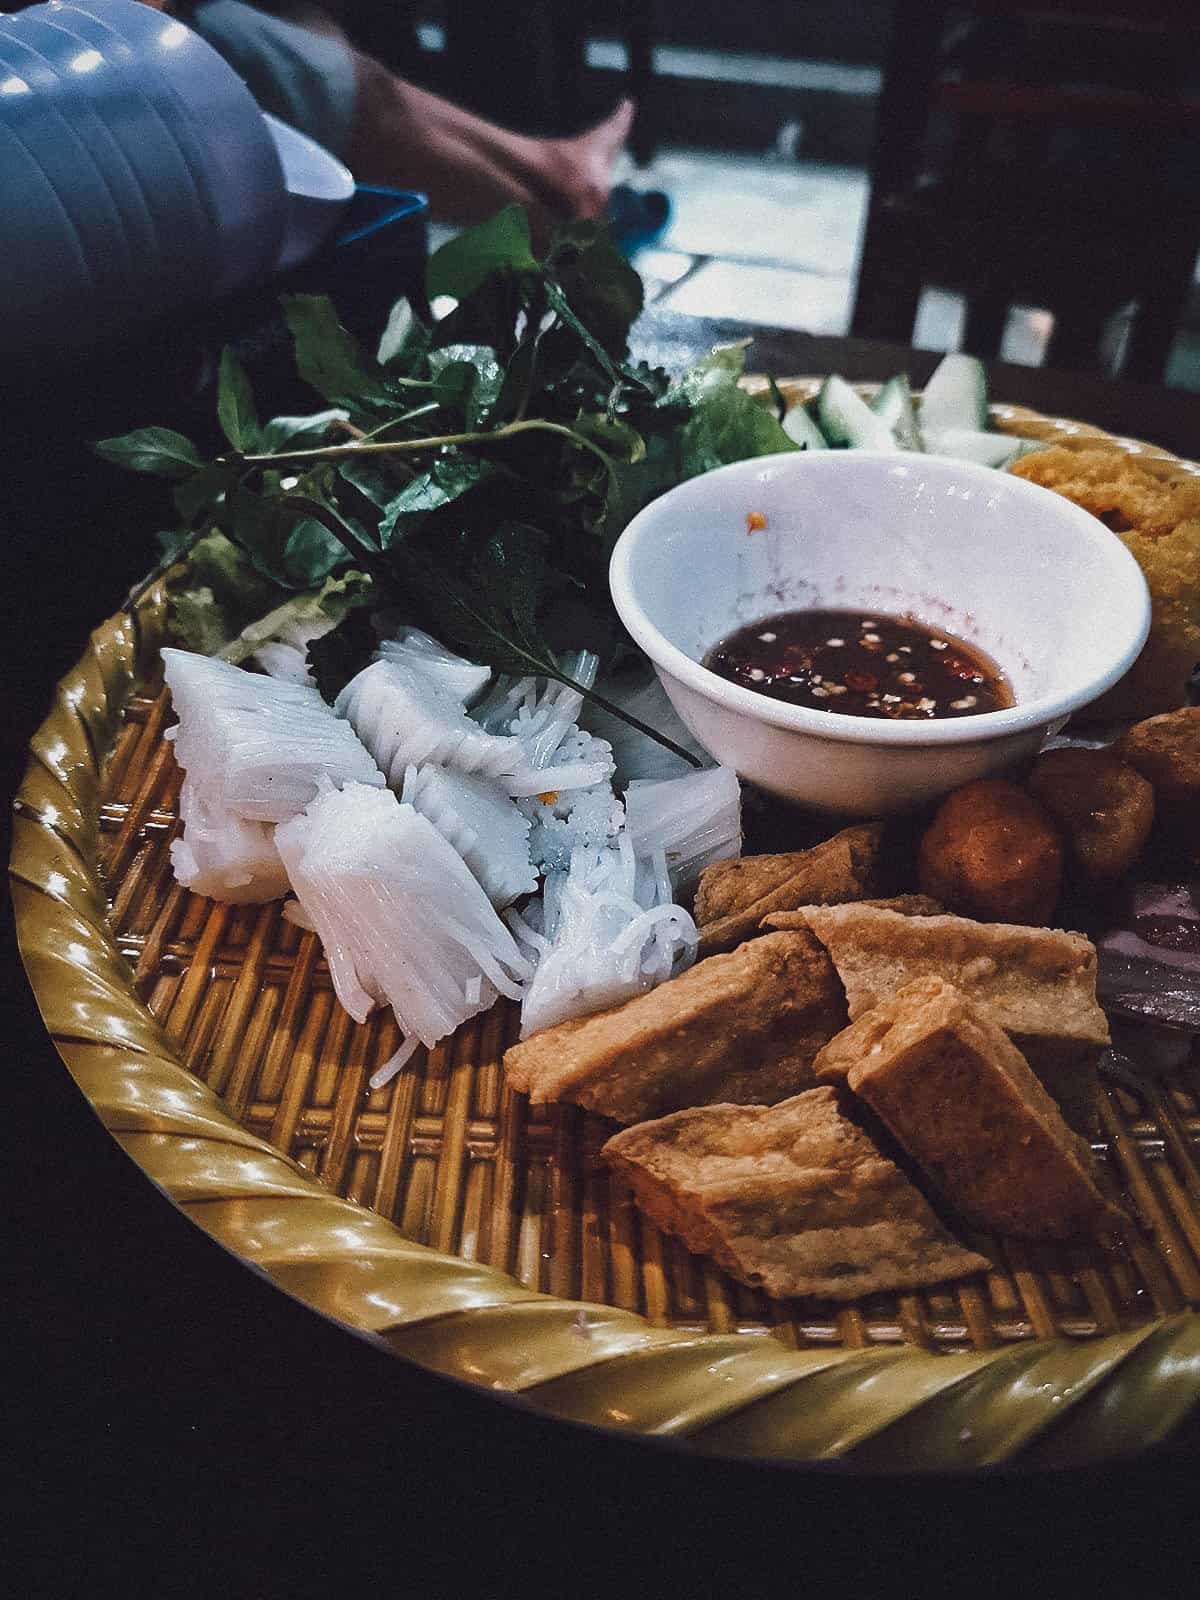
[377,454,494,547]
[281,294,391,407]
[217,346,259,451]
[337,457,395,510]
[173,461,234,527]
[551,222,644,357]
[427,344,505,425]
[227,486,344,589]
[394,522,554,677]
[425,205,537,302]
[258,408,350,452]
[94,427,204,480]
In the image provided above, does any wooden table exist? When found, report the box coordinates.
[8,311,1200,1598]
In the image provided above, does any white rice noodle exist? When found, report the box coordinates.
[336,659,525,788]
[519,779,625,875]
[624,766,742,898]
[162,648,383,823]
[376,627,492,704]
[473,653,610,796]
[506,651,599,769]
[369,1034,423,1092]
[249,640,313,685]
[511,837,698,1039]
[170,776,291,904]
[399,763,537,908]
[275,781,532,1058]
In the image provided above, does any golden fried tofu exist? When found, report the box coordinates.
[602,1086,989,1301]
[814,978,1121,1239]
[503,930,847,1123]
[765,894,944,933]
[1011,446,1200,720]
[799,904,1108,1137]
[693,822,883,957]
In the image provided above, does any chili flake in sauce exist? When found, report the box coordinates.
[704,608,1012,721]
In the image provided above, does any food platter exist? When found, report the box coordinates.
[12,389,1200,1469]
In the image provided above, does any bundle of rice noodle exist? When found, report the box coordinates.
[169,776,291,903]
[162,648,383,903]
[336,659,526,788]
[624,766,742,898]
[399,763,536,908]
[276,781,533,1088]
[376,628,492,704]
[162,649,383,822]
[508,836,698,1038]
[518,758,626,875]
[473,654,623,869]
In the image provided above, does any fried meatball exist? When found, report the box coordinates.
[1117,706,1200,854]
[918,778,1063,924]
[1029,748,1154,880]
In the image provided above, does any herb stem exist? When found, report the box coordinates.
[238,418,615,471]
[552,675,703,768]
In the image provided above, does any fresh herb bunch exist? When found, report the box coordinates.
[97,207,798,759]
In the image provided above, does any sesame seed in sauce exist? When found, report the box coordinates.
[704,609,1009,722]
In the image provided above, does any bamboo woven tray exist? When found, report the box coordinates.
[12,391,1200,1469]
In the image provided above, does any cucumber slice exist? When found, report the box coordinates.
[817,375,899,451]
[920,353,989,436]
[923,427,1021,469]
[1008,437,1050,463]
[871,374,921,450]
[781,402,829,450]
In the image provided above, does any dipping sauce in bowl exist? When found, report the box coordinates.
[705,608,1012,721]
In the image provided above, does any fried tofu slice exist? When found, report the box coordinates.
[765,894,944,933]
[503,930,847,1123]
[602,1086,989,1301]
[799,904,1108,1137]
[814,978,1122,1239]
[693,823,883,957]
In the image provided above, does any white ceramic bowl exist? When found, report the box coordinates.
[610,450,1151,815]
